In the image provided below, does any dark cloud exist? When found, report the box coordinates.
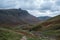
[39,1,53,12]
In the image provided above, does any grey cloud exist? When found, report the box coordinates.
[0,0,17,8]
[50,7,60,12]
[39,1,53,12]
[50,9,59,12]
[39,0,60,13]
[55,0,60,6]
[19,0,38,10]
[0,0,60,17]
[0,0,39,10]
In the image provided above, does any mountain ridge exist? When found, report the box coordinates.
[0,8,40,26]
[38,16,51,21]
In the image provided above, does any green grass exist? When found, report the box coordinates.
[42,30,60,36]
[0,28,23,40]
[0,27,50,40]
[0,27,40,40]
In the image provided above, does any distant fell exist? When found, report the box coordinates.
[38,16,51,21]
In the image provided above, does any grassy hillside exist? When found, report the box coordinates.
[0,27,43,40]
[30,15,60,31]
[41,15,60,27]
[30,15,60,40]
[0,28,23,40]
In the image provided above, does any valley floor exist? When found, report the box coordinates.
[0,27,57,40]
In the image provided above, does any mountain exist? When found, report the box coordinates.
[38,16,51,21]
[0,8,41,40]
[30,15,60,40]
[0,8,40,26]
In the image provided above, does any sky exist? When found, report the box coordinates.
[0,0,60,17]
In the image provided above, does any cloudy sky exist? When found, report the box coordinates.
[0,0,60,17]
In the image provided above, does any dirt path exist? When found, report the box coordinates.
[20,36,27,40]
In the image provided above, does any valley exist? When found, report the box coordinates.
[0,9,60,40]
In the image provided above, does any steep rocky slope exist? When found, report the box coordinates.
[0,8,40,26]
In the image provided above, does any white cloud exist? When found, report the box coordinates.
[28,10,59,17]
